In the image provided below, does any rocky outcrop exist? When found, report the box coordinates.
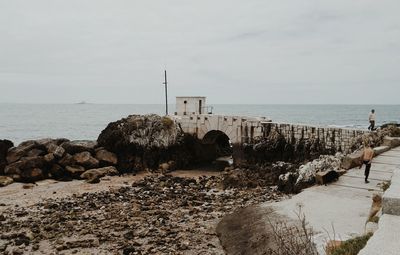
[0,140,13,175]
[221,162,298,189]
[97,114,200,172]
[1,138,118,184]
[278,153,344,193]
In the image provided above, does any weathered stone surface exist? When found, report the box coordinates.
[44,153,55,163]
[49,164,65,180]
[383,136,400,148]
[95,149,117,166]
[65,165,85,177]
[97,114,198,172]
[0,176,13,187]
[61,140,97,154]
[73,152,99,169]
[58,154,75,167]
[20,168,44,182]
[6,143,35,164]
[278,153,343,193]
[80,166,119,183]
[341,150,363,170]
[383,171,400,216]
[373,146,390,156]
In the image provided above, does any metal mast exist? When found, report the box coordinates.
[163,70,168,116]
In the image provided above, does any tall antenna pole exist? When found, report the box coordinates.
[163,70,168,116]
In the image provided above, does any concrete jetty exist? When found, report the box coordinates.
[263,143,400,254]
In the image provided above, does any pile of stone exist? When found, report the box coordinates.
[0,174,284,254]
[278,153,344,193]
[0,138,118,186]
[221,162,298,189]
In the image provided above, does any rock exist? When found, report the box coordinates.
[0,176,13,187]
[73,152,99,169]
[278,153,343,193]
[315,170,339,185]
[26,148,45,157]
[61,140,97,154]
[341,150,363,170]
[44,153,55,163]
[4,156,47,182]
[0,139,14,174]
[49,164,65,180]
[97,114,197,172]
[46,143,66,158]
[383,136,400,148]
[373,146,390,156]
[21,168,44,182]
[58,154,75,167]
[22,183,36,189]
[65,165,86,177]
[6,142,35,164]
[95,149,118,166]
[80,166,119,183]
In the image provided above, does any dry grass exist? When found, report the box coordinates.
[329,233,373,255]
[268,207,318,255]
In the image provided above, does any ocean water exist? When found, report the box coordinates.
[0,104,399,145]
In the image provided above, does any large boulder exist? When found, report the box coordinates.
[95,148,118,166]
[341,150,363,170]
[73,152,99,169]
[4,156,47,182]
[6,141,36,164]
[61,140,97,154]
[97,114,197,172]
[0,139,13,174]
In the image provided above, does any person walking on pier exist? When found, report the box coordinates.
[368,109,376,131]
[360,142,374,183]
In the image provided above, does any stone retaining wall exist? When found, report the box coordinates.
[262,123,367,154]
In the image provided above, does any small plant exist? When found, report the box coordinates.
[161,116,174,128]
[268,206,318,255]
[381,180,391,191]
[329,233,372,255]
[368,215,379,223]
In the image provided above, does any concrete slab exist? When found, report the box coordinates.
[343,170,392,182]
[373,146,390,155]
[264,184,372,254]
[380,150,400,157]
[358,214,400,255]
[383,170,400,216]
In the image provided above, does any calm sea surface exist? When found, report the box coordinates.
[0,104,399,145]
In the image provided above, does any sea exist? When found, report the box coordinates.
[0,104,399,145]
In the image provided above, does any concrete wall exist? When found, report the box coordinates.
[175,97,206,116]
[173,115,270,144]
[263,122,366,154]
[174,115,367,154]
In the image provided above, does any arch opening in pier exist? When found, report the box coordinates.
[201,130,233,169]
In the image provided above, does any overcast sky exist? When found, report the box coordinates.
[0,0,399,104]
